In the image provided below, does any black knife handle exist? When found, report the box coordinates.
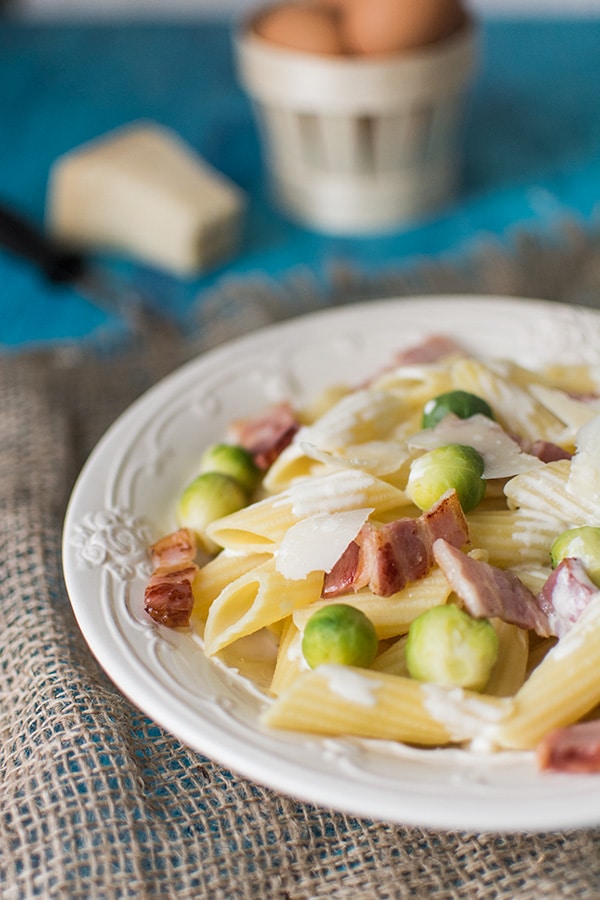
[0,203,86,284]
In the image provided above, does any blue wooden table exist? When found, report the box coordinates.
[1,16,599,348]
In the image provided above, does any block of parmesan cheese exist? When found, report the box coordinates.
[46,121,246,276]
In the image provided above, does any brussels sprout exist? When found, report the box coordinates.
[405,604,498,692]
[176,472,247,551]
[422,390,495,429]
[550,526,600,586]
[406,443,486,513]
[200,442,261,496]
[302,604,378,669]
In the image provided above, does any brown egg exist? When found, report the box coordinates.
[310,0,355,9]
[253,3,344,55]
[341,0,467,57]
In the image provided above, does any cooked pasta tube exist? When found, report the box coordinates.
[205,494,299,553]
[203,559,323,656]
[484,619,529,698]
[508,563,552,596]
[370,363,458,409]
[525,635,557,677]
[279,440,415,491]
[269,618,306,697]
[450,358,565,442]
[504,458,600,525]
[528,383,597,439]
[493,593,600,749]
[292,567,453,639]
[191,551,270,622]
[487,359,548,391]
[265,389,408,491]
[466,509,556,567]
[262,665,512,745]
[299,383,349,425]
[541,362,600,396]
[370,635,410,676]
[206,469,407,552]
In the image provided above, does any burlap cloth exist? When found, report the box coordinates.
[4,220,600,899]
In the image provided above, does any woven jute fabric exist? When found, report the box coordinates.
[3,220,600,899]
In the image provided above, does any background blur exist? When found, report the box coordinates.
[2,0,600,346]
[7,0,600,18]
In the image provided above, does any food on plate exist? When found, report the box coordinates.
[321,490,468,599]
[537,720,600,773]
[46,121,245,276]
[301,603,379,668]
[176,472,249,553]
[199,442,262,496]
[144,528,198,628]
[175,443,265,553]
[421,389,495,429]
[141,333,600,772]
[550,526,600,587]
[432,538,551,637]
[405,443,486,513]
[405,604,498,692]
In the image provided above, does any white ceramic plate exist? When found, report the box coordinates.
[63,295,600,832]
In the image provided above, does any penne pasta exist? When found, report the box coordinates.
[370,635,410,676]
[203,558,323,656]
[269,618,307,697]
[207,469,408,552]
[466,509,536,567]
[292,567,453,639]
[265,389,408,491]
[541,363,600,395]
[450,357,566,443]
[370,363,459,411]
[529,382,598,439]
[191,550,271,622]
[262,664,512,745]
[298,383,350,425]
[217,628,279,693]
[466,508,559,567]
[494,594,600,749]
[505,459,600,525]
[484,618,529,698]
[525,634,557,677]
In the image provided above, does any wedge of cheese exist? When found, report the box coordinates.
[46,121,245,276]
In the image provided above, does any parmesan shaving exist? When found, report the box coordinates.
[275,507,372,580]
[299,439,409,477]
[408,414,542,479]
[567,415,600,505]
[529,383,600,437]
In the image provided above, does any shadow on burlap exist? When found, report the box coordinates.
[3,219,600,899]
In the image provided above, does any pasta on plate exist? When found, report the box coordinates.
[143,337,600,773]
